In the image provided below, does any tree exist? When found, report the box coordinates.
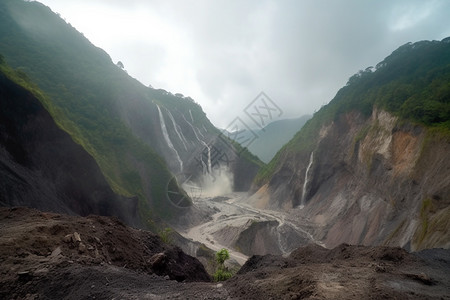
[216,248,230,266]
[214,248,232,281]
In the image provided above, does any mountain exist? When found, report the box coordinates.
[228,116,311,163]
[0,0,263,226]
[251,38,450,251]
[0,62,139,225]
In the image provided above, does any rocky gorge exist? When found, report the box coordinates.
[0,1,449,298]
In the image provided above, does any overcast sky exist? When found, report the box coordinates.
[37,0,450,128]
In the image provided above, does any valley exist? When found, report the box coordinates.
[1,207,449,299]
[181,192,321,265]
[0,1,449,298]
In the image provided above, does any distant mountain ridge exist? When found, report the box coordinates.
[227,116,311,163]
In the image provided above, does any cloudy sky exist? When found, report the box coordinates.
[37,0,450,128]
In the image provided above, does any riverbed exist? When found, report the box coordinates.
[180,192,322,265]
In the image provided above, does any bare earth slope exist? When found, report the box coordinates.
[0,207,212,299]
[1,207,448,299]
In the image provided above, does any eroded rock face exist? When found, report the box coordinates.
[0,73,138,225]
[255,109,449,250]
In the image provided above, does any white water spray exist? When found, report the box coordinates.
[156,105,183,172]
[301,151,314,206]
[165,108,188,151]
[183,165,234,198]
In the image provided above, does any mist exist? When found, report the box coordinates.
[36,0,450,128]
[182,165,234,199]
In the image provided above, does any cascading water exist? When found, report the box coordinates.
[200,141,212,173]
[200,156,207,174]
[276,217,287,255]
[202,124,208,133]
[182,114,201,143]
[165,108,188,151]
[187,110,205,139]
[197,127,205,138]
[156,105,183,173]
[301,151,314,206]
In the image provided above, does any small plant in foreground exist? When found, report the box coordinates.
[214,268,232,281]
[214,248,232,281]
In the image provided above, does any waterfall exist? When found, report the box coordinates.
[199,153,207,174]
[189,109,194,123]
[202,124,208,133]
[276,220,286,255]
[197,127,205,138]
[182,114,201,143]
[156,105,183,173]
[165,108,188,151]
[301,151,314,206]
[200,141,212,173]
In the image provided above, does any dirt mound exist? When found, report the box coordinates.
[226,243,450,299]
[289,243,414,265]
[289,242,331,263]
[0,207,211,299]
[1,207,449,299]
[237,254,296,275]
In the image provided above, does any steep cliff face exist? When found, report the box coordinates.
[252,38,450,251]
[297,110,444,250]
[0,71,139,225]
[254,109,449,251]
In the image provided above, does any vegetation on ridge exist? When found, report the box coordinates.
[254,38,450,186]
[0,0,192,224]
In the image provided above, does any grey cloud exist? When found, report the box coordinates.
[38,0,450,127]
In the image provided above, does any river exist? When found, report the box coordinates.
[180,192,322,265]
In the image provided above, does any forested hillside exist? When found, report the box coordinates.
[255,38,450,186]
[0,0,263,226]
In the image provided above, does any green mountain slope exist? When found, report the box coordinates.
[0,58,143,225]
[246,116,311,163]
[0,0,191,224]
[255,38,450,187]
[250,38,450,250]
[0,0,263,227]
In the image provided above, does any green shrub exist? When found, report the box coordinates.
[213,268,232,282]
[214,248,232,281]
[215,248,230,265]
